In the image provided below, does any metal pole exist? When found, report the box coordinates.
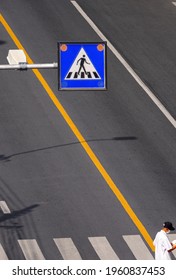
[27,63,58,69]
[0,62,58,70]
[0,64,22,70]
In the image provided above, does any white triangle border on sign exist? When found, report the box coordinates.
[65,47,101,80]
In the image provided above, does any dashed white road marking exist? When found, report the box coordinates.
[18,239,45,260]
[54,238,82,260]
[71,0,176,129]
[88,236,119,259]
[123,235,154,259]
[0,244,8,259]
[0,201,11,214]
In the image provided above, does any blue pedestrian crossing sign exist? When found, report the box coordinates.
[58,42,107,90]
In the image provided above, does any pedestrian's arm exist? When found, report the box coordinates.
[168,243,176,252]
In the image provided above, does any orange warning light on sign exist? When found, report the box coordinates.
[60,44,68,51]
[97,44,104,51]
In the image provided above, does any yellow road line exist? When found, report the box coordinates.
[0,14,154,251]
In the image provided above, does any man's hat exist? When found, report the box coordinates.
[163,222,175,231]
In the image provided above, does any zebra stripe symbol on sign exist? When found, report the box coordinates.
[65,48,101,80]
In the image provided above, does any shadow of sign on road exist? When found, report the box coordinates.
[0,136,137,162]
[0,204,39,227]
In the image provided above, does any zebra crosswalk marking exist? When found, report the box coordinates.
[88,236,119,260]
[0,244,8,260]
[0,201,11,213]
[66,71,100,80]
[2,234,173,260]
[18,239,45,260]
[123,235,154,260]
[54,238,82,260]
[168,234,176,258]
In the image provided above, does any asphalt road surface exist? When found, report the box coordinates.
[0,0,176,260]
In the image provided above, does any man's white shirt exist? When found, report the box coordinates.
[153,230,172,260]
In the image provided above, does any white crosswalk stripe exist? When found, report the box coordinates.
[88,236,119,259]
[18,239,45,260]
[0,201,11,214]
[123,235,154,260]
[0,243,8,259]
[54,238,82,260]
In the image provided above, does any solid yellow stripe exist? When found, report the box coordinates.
[0,14,154,251]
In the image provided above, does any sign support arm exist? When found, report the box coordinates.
[0,62,58,70]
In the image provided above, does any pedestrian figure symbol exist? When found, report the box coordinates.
[65,48,101,80]
[77,55,90,76]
